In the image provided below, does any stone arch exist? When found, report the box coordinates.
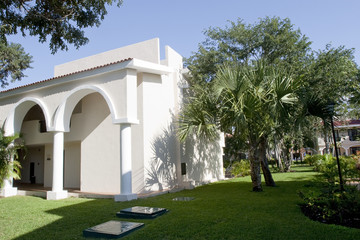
[4,97,51,136]
[53,85,117,132]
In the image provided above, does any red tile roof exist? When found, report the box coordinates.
[334,119,360,126]
[0,58,133,94]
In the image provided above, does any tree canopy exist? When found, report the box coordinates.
[185,17,312,84]
[0,0,122,87]
[180,16,359,190]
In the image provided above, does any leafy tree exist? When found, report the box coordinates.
[185,16,312,84]
[0,126,24,188]
[0,42,31,88]
[181,17,309,190]
[0,0,122,87]
[303,45,358,114]
[179,61,298,191]
[184,16,359,179]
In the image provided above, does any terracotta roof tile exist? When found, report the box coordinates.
[334,119,360,126]
[0,58,133,94]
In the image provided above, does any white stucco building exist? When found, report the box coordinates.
[0,39,224,200]
[318,120,360,156]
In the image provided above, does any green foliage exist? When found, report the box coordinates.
[304,45,358,108]
[299,185,360,228]
[304,154,325,167]
[186,16,311,84]
[0,0,122,86]
[178,84,220,142]
[306,154,360,183]
[230,160,251,177]
[0,126,24,187]
[0,42,32,87]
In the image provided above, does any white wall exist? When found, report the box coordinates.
[139,72,180,192]
[17,146,45,184]
[0,40,226,196]
[73,93,120,194]
[54,38,161,76]
[44,144,53,187]
[181,135,224,185]
[64,142,80,188]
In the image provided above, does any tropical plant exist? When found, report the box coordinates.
[307,154,360,184]
[179,60,298,191]
[230,160,251,177]
[0,126,24,188]
[299,185,360,229]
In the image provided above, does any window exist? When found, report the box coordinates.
[335,130,341,142]
[39,120,47,133]
[350,147,360,155]
[348,129,360,141]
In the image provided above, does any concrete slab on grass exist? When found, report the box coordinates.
[83,220,144,239]
[117,206,167,219]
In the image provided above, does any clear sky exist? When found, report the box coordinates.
[4,0,360,90]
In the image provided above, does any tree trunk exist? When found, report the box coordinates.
[283,150,291,172]
[323,129,330,154]
[249,142,262,192]
[274,136,283,171]
[259,137,276,187]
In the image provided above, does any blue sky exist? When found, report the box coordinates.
[5,0,360,90]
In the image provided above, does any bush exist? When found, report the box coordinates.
[304,154,324,168]
[307,154,360,183]
[230,160,251,177]
[299,185,360,228]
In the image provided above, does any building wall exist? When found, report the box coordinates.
[182,134,224,185]
[17,146,45,184]
[318,127,360,155]
[1,40,225,196]
[64,142,80,189]
[140,72,180,192]
[54,38,161,76]
[72,93,120,193]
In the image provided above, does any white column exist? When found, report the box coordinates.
[345,148,350,156]
[0,142,18,198]
[0,176,17,197]
[46,131,68,200]
[115,124,137,201]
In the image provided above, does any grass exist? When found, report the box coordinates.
[1,165,360,240]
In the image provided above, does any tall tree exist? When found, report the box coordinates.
[185,16,312,85]
[179,60,298,191]
[181,17,310,190]
[0,0,123,87]
[303,45,358,109]
[299,45,359,153]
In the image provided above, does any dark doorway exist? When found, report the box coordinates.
[30,162,36,184]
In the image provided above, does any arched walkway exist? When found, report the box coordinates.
[53,85,117,132]
[4,97,51,136]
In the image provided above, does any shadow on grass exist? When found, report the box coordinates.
[7,176,360,240]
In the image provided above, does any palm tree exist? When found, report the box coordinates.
[179,60,298,191]
[0,126,24,188]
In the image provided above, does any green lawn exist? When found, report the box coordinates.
[1,165,359,240]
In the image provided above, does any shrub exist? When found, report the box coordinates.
[230,160,251,177]
[307,154,360,183]
[321,155,358,183]
[299,185,360,228]
[304,154,324,168]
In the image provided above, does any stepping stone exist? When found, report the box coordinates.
[117,206,167,219]
[172,197,195,201]
[83,220,144,239]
